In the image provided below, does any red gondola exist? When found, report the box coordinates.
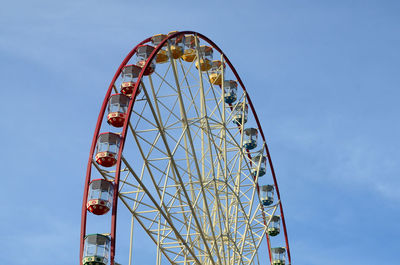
[86,179,114,215]
[136,44,156,75]
[107,94,130,127]
[95,132,120,167]
[120,65,142,95]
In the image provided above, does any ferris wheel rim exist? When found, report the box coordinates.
[80,36,151,264]
[80,30,291,265]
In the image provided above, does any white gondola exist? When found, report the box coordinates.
[268,215,281,236]
[223,80,238,104]
[260,184,274,206]
[271,247,286,265]
[243,128,258,150]
[251,154,267,177]
[82,234,111,265]
[232,103,248,125]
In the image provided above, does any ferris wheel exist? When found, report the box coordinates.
[80,31,291,265]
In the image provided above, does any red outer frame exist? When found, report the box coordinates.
[80,31,291,265]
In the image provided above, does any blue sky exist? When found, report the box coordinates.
[1,0,399,264]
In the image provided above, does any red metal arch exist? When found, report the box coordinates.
[80,31,291,265]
